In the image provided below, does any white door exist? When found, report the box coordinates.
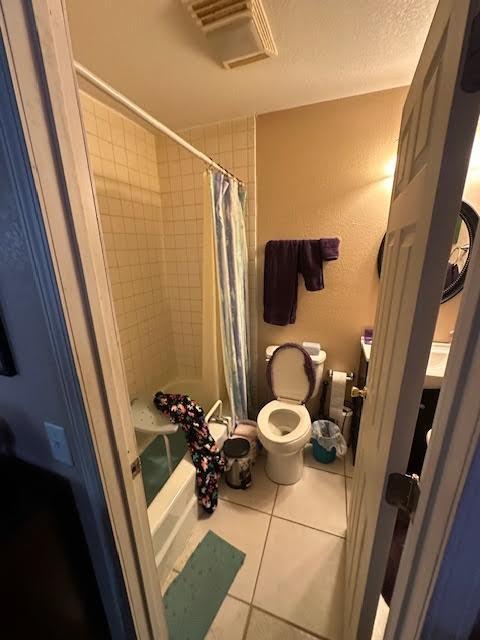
[345,1,480,638]
[0,1,167,637]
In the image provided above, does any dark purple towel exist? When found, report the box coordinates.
[263,240,300,325]
[299,237,340,291]
[299,240,325,291]
[320,237,340,261]
[263,237,341,325]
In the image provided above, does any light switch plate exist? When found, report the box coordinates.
[45,422,73,466]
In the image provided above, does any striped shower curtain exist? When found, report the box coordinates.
[208,169,250,423]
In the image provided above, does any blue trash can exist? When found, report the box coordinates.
[311,438,337,464]
[310,419,347,464]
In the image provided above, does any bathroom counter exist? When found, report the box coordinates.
[361,336,371,363]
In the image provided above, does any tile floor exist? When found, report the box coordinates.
[162,446,354,640]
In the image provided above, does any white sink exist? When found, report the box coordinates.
[361,338,449,389]
[425,341,450,389]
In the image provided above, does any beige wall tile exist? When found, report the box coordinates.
[157,116,257,400]
[81,91,175,399]
[82,90,257,409]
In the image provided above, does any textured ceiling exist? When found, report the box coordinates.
[66,0,438,130]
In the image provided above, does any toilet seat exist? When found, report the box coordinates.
[258,400,311,455]
[266,342,315,405]
[258,343,314,460]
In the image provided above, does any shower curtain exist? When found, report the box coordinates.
[208,169,250,423]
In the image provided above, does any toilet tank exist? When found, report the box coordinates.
[265,344,326,415]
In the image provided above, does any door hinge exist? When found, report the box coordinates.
[385,473,420,518]
[131,456,142,479]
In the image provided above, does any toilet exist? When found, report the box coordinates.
[257,342,326,484]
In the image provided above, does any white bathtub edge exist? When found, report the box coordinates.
[147,420,228,581]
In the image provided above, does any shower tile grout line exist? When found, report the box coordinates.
[272,513,347,540]
[248,604,333,640]
[250,483,279,606]
[304,460,346,477]
[169,460,348,634]
[240,483,280,640]
[304,464,346,478]
[219,502,274,518]
[223,594,333,640]
[167,490,339,639]
[241,604,253,640]
[165,577,333,639]
[218,496,347,540]
[218,494,277,516]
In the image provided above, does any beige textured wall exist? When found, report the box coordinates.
[257,89,480,406]
[256,88,407,403]
[80,91,175,398]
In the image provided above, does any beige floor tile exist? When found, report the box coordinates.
[346,477,352,520]
[304,443,345,476]
[253,518,345,640]
[220,456,278,514]
[274,466,347,537]
[345,447,355,478]
[246,608,318,639]
[174,500,270,602]
[206,596,250,640]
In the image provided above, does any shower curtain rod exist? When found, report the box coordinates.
[74,61,243,184]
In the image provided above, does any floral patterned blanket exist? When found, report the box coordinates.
[153,392,226,513]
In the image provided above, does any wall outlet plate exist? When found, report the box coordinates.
[45,422,73,466]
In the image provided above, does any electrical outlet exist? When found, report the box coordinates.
[44,422,73,466]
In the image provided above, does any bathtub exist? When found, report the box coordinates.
[146,378,229,584]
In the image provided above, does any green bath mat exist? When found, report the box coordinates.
[164,531,245,640]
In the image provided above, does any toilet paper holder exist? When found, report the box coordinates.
[327,369,354,382]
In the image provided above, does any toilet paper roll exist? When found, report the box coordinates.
[329,370,347,425]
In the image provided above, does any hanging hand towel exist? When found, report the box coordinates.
[320,237,340,261]
[299,237,340,291]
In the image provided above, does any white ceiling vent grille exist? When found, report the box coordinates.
[182,0,277,69]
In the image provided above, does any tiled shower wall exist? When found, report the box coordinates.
[80,91,176,398]
[155,138,205,376]
[157,117,258,403]
[80,90,258,409]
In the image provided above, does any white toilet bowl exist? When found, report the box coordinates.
[258,400,312,484]
[257,343,322,484]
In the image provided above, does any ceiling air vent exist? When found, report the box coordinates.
[182,0,278,69]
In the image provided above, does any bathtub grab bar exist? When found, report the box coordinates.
[205,400,233,436]
[205,400,223,422]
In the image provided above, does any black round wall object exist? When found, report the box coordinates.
[377,201,478,304]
